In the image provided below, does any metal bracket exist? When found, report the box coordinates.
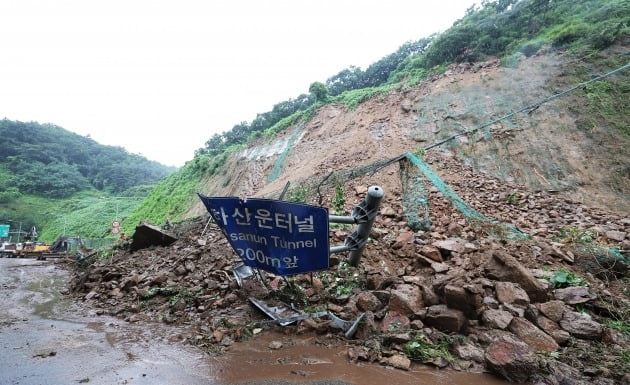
[328,186,384,266]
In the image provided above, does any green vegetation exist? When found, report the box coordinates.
[606,319,630,337]
[285,184,309,203]
[332,183,346,215]
[0,119,173,242]
[123,161,205,228]
[319,262,365,297]
[582,79,629,137]
[555,226,596,244]
[0,120,173,197]
[404,334,454,363]
[194,0,627,162]
[309,81,330,103]
[545,269,590,288]
[331,84,398,111]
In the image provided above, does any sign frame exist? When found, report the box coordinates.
[198,194,330,276]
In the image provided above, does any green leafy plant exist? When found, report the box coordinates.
[412,147,425,158]
[555,226,596,244]
[404,334,454,362]
[546,269,589,288]
[506,192,519,205]
[286,185,309,203]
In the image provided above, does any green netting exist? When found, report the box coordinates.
[399,157,431,231]
[268,120,305,182]
[404,152,527,240]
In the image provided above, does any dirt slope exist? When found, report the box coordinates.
[190,49,628,216]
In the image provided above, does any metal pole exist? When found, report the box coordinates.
[348,186,384,266]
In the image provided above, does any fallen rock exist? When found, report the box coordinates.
[348,346,370,362]
[388,284,424,317]
[130,222,177,252]
[431,262,450,273]
[553,286,596,305]
[508,317,559,352]
[559,311,603,340]
[381,354,411,371]
[380,311,410,332]
[495,282,530,307]
[485,335,537,383]
[534,315,570,345]
[420,245,443,262]
[356,292,383,312]
[424,304,467,333]
[538,300,568,322]
[485,251,548,302]
[444,284,481,319]
[605,230,626,242]
[481,309,513,330]
[454,342,485,363]
[268,340,283,350]
[433,238,467,255]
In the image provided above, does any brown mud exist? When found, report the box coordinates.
[1,258,511,385]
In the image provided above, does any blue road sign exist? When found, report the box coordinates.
[198,194,330,276]
[0,224,9,238]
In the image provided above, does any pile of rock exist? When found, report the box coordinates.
[69,152,629,384]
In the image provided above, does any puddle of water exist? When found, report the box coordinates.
[213,332,510,385]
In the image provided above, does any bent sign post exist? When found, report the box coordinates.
[198,194,330,276]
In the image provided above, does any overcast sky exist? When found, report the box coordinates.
[1,0,476,167]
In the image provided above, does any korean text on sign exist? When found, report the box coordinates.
[198,195,330,276]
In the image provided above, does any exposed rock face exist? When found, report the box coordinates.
[485,335,537,383]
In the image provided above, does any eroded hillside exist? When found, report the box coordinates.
[191,50,628,217]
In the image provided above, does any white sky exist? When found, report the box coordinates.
[0,0,476,167]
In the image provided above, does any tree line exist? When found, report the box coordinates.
[194,0,627,160]
[0,119,175,199]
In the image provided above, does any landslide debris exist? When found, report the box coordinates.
[70,151,629,385]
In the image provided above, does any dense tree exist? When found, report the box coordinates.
[0,119,174,196]
[309,82,330,103]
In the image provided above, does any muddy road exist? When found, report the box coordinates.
[0,258,510,385]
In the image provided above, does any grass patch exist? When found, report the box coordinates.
[318,262,365,297]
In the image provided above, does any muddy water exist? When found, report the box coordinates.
[213,332,509,385]
[0,259,511,385]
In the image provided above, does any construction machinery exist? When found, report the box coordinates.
[0,235,95,260]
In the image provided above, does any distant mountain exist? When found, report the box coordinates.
[0,119,175,199]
